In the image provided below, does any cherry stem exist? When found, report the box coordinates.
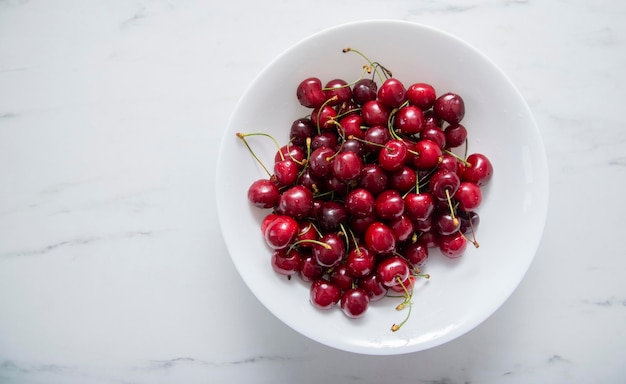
[445,189,459,227]
[460,220,480,248]
[315,95,339,134]
[236,132,272,177]
[321,65,370,90]
[342,47,385,84]
[288,239,331,253]
[347,135,393,151]
[391,276,413,332]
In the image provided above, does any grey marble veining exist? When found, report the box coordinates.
[1,0,625,383]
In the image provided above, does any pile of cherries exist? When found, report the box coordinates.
[240,48,493,331]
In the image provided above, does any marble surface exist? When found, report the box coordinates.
[0,0,625,383]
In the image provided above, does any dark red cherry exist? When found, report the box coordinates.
[308,146,335,177]
[357,273,388,302]
[352,78,378,106]
[316,201,348,232]
[289,118,315,146]
[299,254,324,282]
[311,131,339,151]
[420,127,446,149]
[434,92,465,124]
[329,263,354,292]
[294,221,317,246]
[363,125,392,155]
[273,158,299,186]
[429,170,460,201]
[402,241,429,268]
[297,77,326,108]
[444,123,467,148]
[359,163,389,195]
[388,166,417,194]
[275,144,305,165]
[435,212,461,235]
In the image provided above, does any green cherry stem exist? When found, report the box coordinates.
[236,132,272,177]
[342,47,385,84]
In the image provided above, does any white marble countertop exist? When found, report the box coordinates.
[1,1,625,383]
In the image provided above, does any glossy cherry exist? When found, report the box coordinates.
[297,77,326,108]
[434,92,465,124]
[247,179,280,209]
[264,215,299,249]
[340,288,370,318]
[462,153,494,186]
[407,83,436,110]
[376,255,411,288]
[276,185,313,219]
[310,278,341,309]
[378,78,407,108]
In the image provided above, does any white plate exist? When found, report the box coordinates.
[216,20,549,355]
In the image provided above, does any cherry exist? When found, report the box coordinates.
[312,233,345,267]
[424,110,443,130]
[345,188,375,218]
[420,127,446,149]
[348,214,376,236]
[352,78,378,105]
[271,248,301,276]
[276,185,313,219]
[273,158,299,186]
[389,275,416,293]
[361,100,390,127]
[378,139,408,172]
[316,201,348,232]
[444,123,467,148]
[310,278,341,309]
[404,192,435,221]
[434,92,465,124]
[402,241,429,268]
[364,222,396,254]
[274,144,305,164]
[339,114,365,139]
[439,231,467,258]
[260,213,280,234]
[362,125,392,154]
[290,118,315,146]
[393,105,425,135]
[311,131,339,151]
[459,210,480,235]
[298,168,322,192]
[297,77,326,108]
[346,246,375,278]
[340,139,365,157]
[374,189,405,221]
[389,215,414,242]
[388,166,416,194]
[311,104,338,130]
[407,83,436,110]
[414,215,432,232]
[324,78,352,106]
[378,78,407,108]
[308,146,335,177]
[359,163,389,195]
[357,273,388,302]
[299,253,324,282]
[429,170,460,202]
[438,153,463,174]
[420,231,439,248]
[329,263,354,291]
[332,150,363,182]
[455,181,482,212]
[435,212,461,235]
[247,179,280,208]
[340,288,370,318]
[462,153,494,186]
[412,139,442,170]
[264,215,299,249]
[376,255,410,288]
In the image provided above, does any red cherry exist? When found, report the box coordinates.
[345,188,375,218]
[346,246,375,278]
[312,233,345,267]
[332,150,363,182]
[361,100,390,127]
[444,123,467,148]
[402,241,429,268]
[271,248,301,276]
[404,192,435,221]
[378,139,408,172]
[393,105,425,135]
[339,114,365,139]
[299,254,324,282]
[378,78,407,108]
[462,153,494,186]
[389,215,414,242]
[310,278,341,309]
[374,189,405,221]
[324,78,352,106]
[311,105,338,130]
[376,256,410,288]
[247,179,280,209]
[439,231,467,258]
[340,288,370,318]
[412,139,442,170]
[351,78,378,106]
[364,222,396,254]
[407,83,436,110]
[276,185,313,219]
[264,215,299,249]
[296,77,326,108]
[329,263,354,292]
[273,158,299,186]
[454,181,483,212]
[434,92,465,124]
[357,273,388,302]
